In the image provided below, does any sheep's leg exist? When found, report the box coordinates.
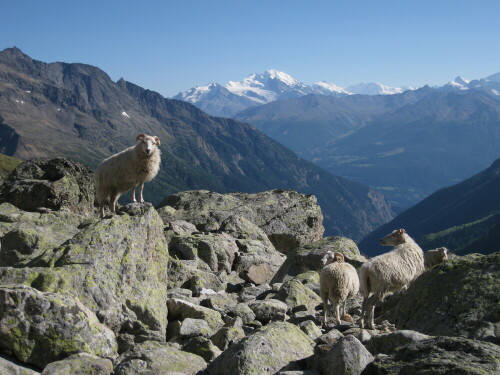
[138,182,145,203]
[342,300,347,317]
[99,200,105,218]
[131,185,137,203]
[109,193,118,213]
[366,292,384,329]
[322,298,329,328]
[359,296,369,329]
[334,302,341,325]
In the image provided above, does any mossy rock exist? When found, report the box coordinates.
[207,322,314,375]
[40,353,113,375]
[274,279,322,312]
[380,252,500,342]
[114,341,207,375]
[0,285,117,368]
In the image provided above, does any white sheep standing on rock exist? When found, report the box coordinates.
[424,247,448,269]
[359,229,424,329]
[320,251,360,327]
[95,133,161,218]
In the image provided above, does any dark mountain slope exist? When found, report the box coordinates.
[359,157,500,256]
[0,47,394,241]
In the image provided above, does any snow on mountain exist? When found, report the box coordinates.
[440,74,500,96]
[486,72,500,83]
[312,81,350,95]
[346,82,406,95]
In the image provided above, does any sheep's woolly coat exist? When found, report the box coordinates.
[359,231,424,297]
[95,138,161,206]
[424,247,448,269]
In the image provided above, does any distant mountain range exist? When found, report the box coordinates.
[359,157,500,257]
[0,47,394,241]
[173,69,411,117]
[236,84,500,210]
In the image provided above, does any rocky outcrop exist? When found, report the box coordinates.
[0,205,170,347]
[364,336,500,374]
[0,285,117,368]
[157,189,324,253]
[272,236,365,283]
[41,353,113,375]
[0,355,40,375]
[380,253,500,342]
[0,158,95,216]
[207,322,315,375]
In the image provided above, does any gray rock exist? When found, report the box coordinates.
[316,329,344,345]
[272,237,365,283]
[0,285,117,368]
[178,318,213,338]
[207,322,315,375]
[167,298,224,330]
[0,157,95,216]
[167,257,226,296]
[220,215,275,248]
[0,203,85,267]
[0,355,40,375]
[299,320,323,340]
[364,336,500,374]
[204,292,238,314]
[114,341,207,375]
[380,253,500,342]
[320,335,374,375]
[277,372,320,375]
[274,279,322,312]
[210,326,246,351]
[366,330,431,355]
[157,189,324,253]
[238,283,271,302]
[167,220,198,236]
[182,336,222,363]
[229,303,256,324]
[248,299,288,323]
[41,353,113,375]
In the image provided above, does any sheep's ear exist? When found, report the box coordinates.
[153,136,161,145]
[321,252,332,266]
[136,133,146,141]
[397,229,406,234]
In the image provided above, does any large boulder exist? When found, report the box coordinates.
[167,298,224,330]
[207,322,315,375]
[271,237,365,283]
[114,341,207,375]
[0,205,170,344]
[274,279,322,312]
[0,202,86,267]
[380,252,500,342]
[0,158,95,216]
[0,285,117,368]
[364,336,500,374]
[319,335,374,375]
[0,355,40,375]
[41,353,113,375]
[157,190,324,253]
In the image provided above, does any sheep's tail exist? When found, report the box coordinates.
[358,265,371,298]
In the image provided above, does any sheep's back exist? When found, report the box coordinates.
[320,263,359,302]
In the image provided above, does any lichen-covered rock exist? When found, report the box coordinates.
[210,326,246,351]
[0,355,40,375]
[177,318,213,339]
[114,341,207,375]
[274,279,322,312]
[220,215,275,249]
[207,322,315,375]
[41,353,113,375]
[157,189,324,253]
[182,336,222,363]
[167,298,224,330]
[364,336,500,375]
[271,237,365,283]
[169,232,239,273]
[0,285,117,368]
[316,329,344,346]
[299,320,322,340]
[167,257,226,295]
[248,299,288,323]
[366,330,431,355]
[320,335,374,375]
[0,203,87,267]
[0,158,95,216]
[204,293,238,315]
[0,205,170,343]
[229,303,256,325]
[380,253,500,342]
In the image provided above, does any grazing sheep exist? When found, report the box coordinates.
[424,247,448,269]
[359,229,424,329]
[95,133,161,218]
[320,251,360,327]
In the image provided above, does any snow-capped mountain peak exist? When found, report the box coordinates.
[346,82,405,95]
[312,81,349,95]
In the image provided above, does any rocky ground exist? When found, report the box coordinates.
[0,157,498,375]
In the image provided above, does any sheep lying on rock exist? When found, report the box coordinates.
[424,247,448,269]
[320,251,359,327]
[359,229,424,329]
[95,133,161,218]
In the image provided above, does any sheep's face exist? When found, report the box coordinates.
[136,134,161,156]
[439,247,448,260]
[321,251,344,266]
[380,228,407,246]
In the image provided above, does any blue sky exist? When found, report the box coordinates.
[1,1,499,97]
